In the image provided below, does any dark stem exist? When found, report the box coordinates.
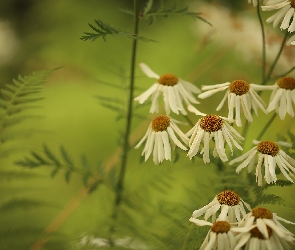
[263,32,289,85]
[256,112,276,141]
[109,0,139,242]
[257,1,266,84]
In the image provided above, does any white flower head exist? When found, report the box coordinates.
[229,140,295,186]
[189,219,239,250]
[248,0,258,7]
[191,190,251,223]
[262,0,295,32]
[134,63,200,115]
[198,80,268,127]
[186,106,244,163]
[135,115,188,165]
[264,76,295,119]
[234,207,295,250]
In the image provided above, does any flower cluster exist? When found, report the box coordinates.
[262,0,295,45]
[134,62,295,185]
[190,190,295,249]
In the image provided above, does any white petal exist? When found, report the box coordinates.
[180,79,201,93]
[187,105,206,116]
[280,7,294,30]
[135,126,152,149]
[216,92,229,111]
[189,217,213,226]
[268,88,283,112]
[198,86,228,99]
[235,95,242,127]
[139,63,160,79]
[160,131,171,160]
[167,127,187,150]
[144,131,155,161]
[134,84,159,104]
[278,90,287,119]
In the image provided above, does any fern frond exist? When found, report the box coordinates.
[80,19,156,42]
[254,193,285,206]
[15,145,104,189]
[0,198,54,213]
[0,170,39,181]
[0,69,54,151]
[143,2,211,26]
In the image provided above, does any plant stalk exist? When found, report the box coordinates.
[109,0,140,242]
[263,32,288,85]
[257,1,266,84]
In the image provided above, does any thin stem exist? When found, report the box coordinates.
[256,112,276,141]
[273,66,295,79]
[109,0,140,241]
[257,1,266,84]
[263,32,289,85]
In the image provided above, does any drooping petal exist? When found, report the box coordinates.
[139,63,160,79]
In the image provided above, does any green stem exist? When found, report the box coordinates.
[182,114,195,127]
[256,112,276,141]
[273,66,295,79]
[257,1,266,84]
[263,32,289,85]
[109,0,140,242]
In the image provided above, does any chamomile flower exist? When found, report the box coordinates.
[198,80,268,127]
[189,219,240,250]
[134,63,200,115]
[186,106,244,163]
[262,0,295,32]
[263,76,295,119]
[234,207,295,250]
[135,115,188,165]
[191,190,251,223]
[229,140,295,186]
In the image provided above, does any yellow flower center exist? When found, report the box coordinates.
[277,76,295,90]
[151,115,170,132]
[250,224,273,239]
[290,0,295,9]
[211,221,231,234]
[229,80,250,95]
[158,74,179,86]
[200,114,223,132]
[257,141,279,156]
[252,207,273,220]
[217,190,240,206]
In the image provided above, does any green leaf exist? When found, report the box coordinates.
[143,2,211,27]
[43,144,61,167]
[80,19,156,42]
[0,198,49,213]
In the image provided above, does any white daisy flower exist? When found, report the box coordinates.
[191,190,251,223]
[234,207,295,250]
[198,80,268,127]
[189,219,243,250]
[261,76,295,120]
[134,63,200,115]
[186,106,244,163]
[262,0,295,32]
[229,140,295,186]
[248,0,258,7]
[287,33,295,45]
[135,115,188,165]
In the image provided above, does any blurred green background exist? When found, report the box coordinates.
[1,0,295,249]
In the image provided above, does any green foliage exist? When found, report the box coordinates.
[142,0,212,26]
[80,19,155,42]
[15,144,104,189]
[0,69,54,154]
